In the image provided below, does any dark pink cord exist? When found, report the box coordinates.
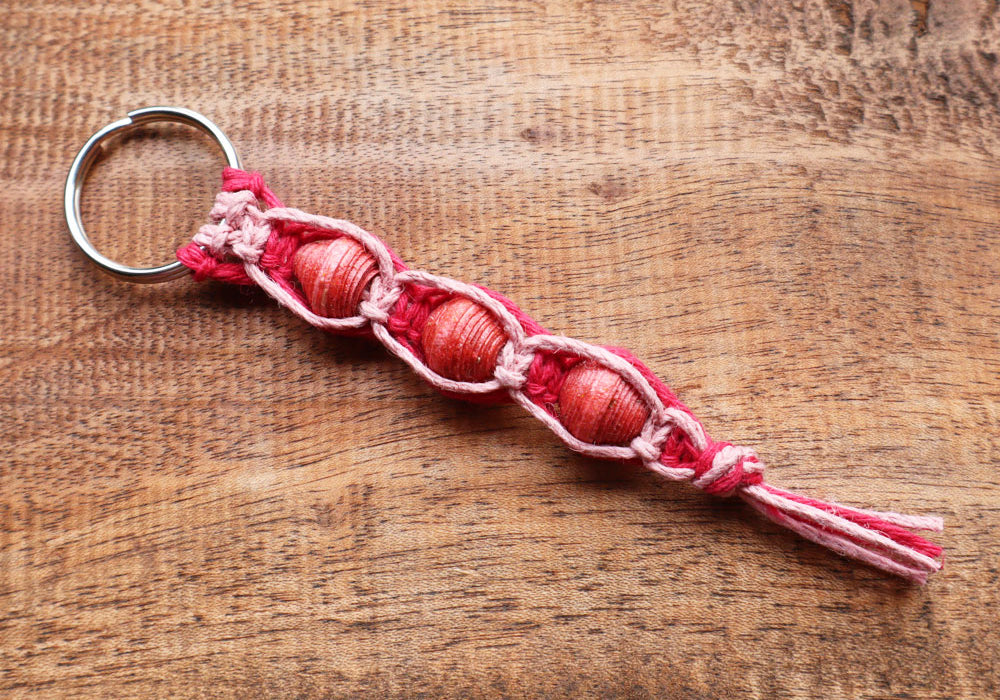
[177,168,944,583]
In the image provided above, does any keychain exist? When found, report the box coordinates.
[66,107,944,583]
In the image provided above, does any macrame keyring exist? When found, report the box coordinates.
[66,107,945,584]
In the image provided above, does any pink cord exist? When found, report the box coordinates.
[178,168,944,584]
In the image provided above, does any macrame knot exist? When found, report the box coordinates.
[358,299,389,324]
[358,275,404,324]
[630,435,661,463]
[691,441,763,497]
[193,190,271,265]
[493,343,532,390]
[493,364,526,390]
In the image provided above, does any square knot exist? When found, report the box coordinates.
[629,435,661,463]
[493,343,533,390]
[358,275,404,325]
[691,442,764,497]
[358,299,390,324]
[193,190,270,264]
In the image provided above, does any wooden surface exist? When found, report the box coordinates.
[2,1,999,697]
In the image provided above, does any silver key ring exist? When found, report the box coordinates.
[64,106,241,283]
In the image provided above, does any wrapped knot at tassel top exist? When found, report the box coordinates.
[66,107,945,584]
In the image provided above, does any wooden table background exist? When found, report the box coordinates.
[2,1,999,697]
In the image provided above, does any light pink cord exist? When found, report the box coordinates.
[181,172,945,584]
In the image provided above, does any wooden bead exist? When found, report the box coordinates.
[421,298,507,382]
[293,238,378,318]
[558,362,649,445]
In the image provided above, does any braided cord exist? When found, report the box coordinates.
[177,168,944,583]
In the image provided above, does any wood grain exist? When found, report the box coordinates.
[2,1,998,697]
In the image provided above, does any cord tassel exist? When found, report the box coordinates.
[741,485,942,583]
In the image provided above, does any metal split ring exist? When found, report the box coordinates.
[64,106,240,283]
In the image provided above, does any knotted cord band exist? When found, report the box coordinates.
[178,168,944,583]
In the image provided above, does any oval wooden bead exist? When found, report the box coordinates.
[558,362,649,445]
[421,298,507,383]
[293,238,378,318]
